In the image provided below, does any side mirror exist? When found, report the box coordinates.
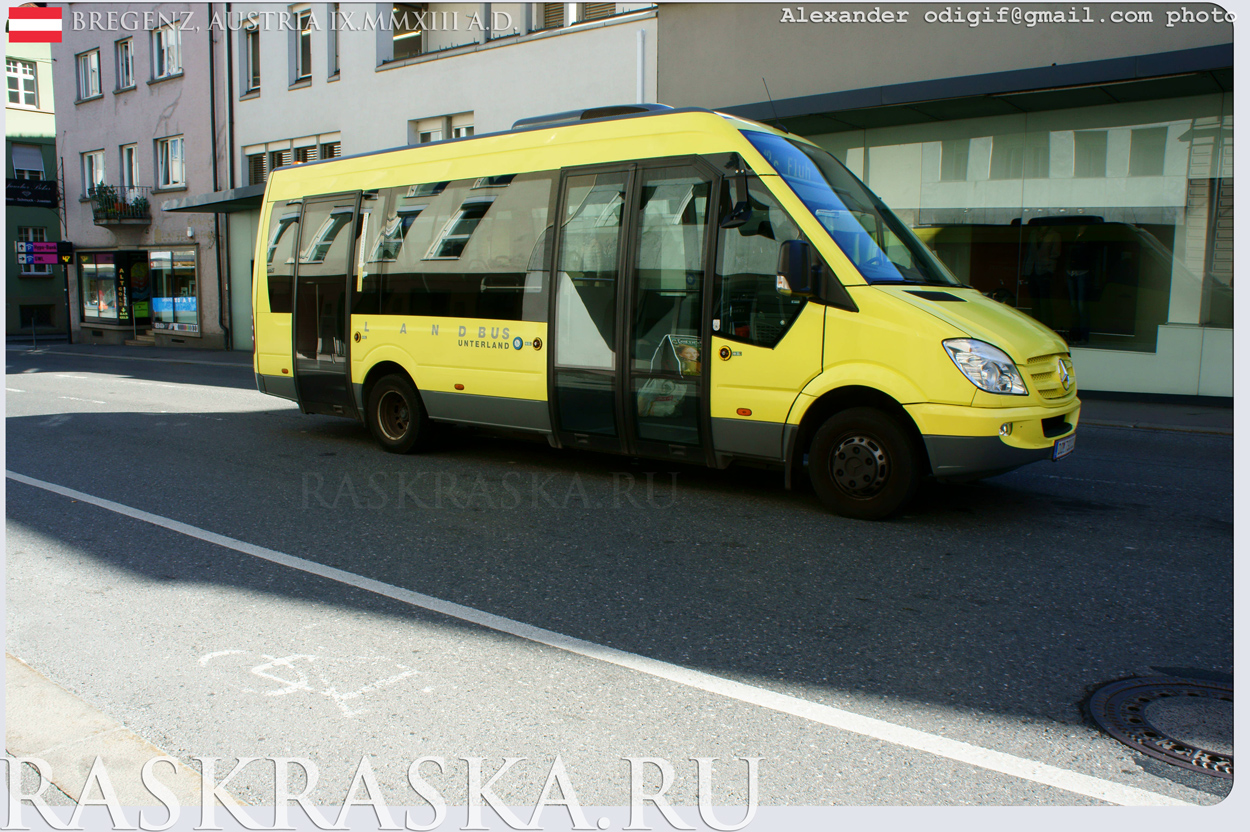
[719,155,753,229]
[776,240,817,297]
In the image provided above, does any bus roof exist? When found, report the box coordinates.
[262,106,795,203]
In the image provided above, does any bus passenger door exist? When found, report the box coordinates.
[293,192,360,418]
[624,163,715,462]
[550,168,632,454]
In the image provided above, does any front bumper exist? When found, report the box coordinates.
[907,399,1080,479]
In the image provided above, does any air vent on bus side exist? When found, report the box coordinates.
[905,290,966,302]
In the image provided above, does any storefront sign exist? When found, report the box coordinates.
[6,178,58,208]
[152,321,200,334]
[15,241,73,265]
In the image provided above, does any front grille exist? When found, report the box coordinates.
[1026,353,1075,400]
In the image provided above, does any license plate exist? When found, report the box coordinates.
[1053,434,1076,461]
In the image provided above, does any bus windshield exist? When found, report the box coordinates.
[744,131,962,286]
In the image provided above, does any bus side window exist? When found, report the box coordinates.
[713,181,806,348]
[265,206,300,314]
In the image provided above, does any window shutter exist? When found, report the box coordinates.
[11,144,45,177]
[542,4,565,29]
[321,141,341,159]
[584,3,615,21]
[248,153,267,185]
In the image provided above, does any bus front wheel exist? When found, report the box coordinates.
[367,374,428,454]
[809,408,919,520]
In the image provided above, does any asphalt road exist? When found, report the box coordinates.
[4,347,1234,818]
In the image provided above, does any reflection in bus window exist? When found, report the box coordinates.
[300,208,353,263]
[425,197,495,259]
[371,206,425,262]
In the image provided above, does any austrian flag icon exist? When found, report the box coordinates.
[7,6,63,43]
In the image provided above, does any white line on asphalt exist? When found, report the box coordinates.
[57,396,106,405]
[6,388,24,393]
[13,348,251,369]
[5,469,1192,808]
[1037,474,1165,490]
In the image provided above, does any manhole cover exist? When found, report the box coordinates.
[1089,676,1233,779]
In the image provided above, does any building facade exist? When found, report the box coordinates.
[6,39,65,339]
[52,2,231,347]
[657,2,1233,398]
[164,2,657,352]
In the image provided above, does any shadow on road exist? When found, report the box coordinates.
[5,402,1234,742]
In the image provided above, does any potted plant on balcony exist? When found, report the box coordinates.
[129,194,149,217]
[90,184,120,218]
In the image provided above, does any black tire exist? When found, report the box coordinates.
[808,407,920,520]
[366,374,427,454]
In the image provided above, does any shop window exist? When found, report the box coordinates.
[149,250,199,334]
[80,253,118,321]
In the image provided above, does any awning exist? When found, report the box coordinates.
[161,183,266,214]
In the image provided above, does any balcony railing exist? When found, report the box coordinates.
[89,185,152,225]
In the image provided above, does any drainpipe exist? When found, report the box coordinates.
[210,6,230,349]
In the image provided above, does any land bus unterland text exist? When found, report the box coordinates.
[252,105,1079,519]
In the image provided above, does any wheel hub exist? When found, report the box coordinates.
[831,435,888,497]
[378,391,410,441]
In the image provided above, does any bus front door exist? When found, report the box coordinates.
[292,192,360,418]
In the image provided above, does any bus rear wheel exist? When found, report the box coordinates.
[367,374,427,454]
[809,407,919,520]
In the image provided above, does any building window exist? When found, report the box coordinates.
[82,150,106,195]
[294,145,318,164]
[120,144,139,189]
[17,227,51,275]
[154,23,182,79]
[6,58,38,107]
[245,27,261,92]
[539,3,565,29]
[269,148,293,173]
[584,3,617,21]
[329,4,341,76]
[156,136,185,187]
[452,124,473,139]
[392,3,426,61]
[77,50,101,99]
[295,9,313,80]
[19,305,54,327]
[116,39,135,89]
[11,143,45,179]
[1073,130,1108,178]
[247,152,268,185]
[320,140,341,159]
[79,252,118,321]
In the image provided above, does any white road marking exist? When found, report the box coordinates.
[6,470,1191,807]
[58,396,106,405]
[1037,474,1165,490]
[6,387,25,393]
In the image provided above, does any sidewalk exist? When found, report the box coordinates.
[6,341,253,368]
[6,342,1232,435]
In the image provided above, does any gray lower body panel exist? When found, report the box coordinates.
[924,434,1054,479]
[256,373,298,402]
[711,417,786,461]
[421,390,551,433]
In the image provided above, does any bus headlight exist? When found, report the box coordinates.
[943,338,1027,396]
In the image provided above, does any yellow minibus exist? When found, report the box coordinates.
[252,105,1079,519]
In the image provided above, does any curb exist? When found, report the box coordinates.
[6,346,252,369]
[1081,419,1232,437]
[5,653,243,808]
